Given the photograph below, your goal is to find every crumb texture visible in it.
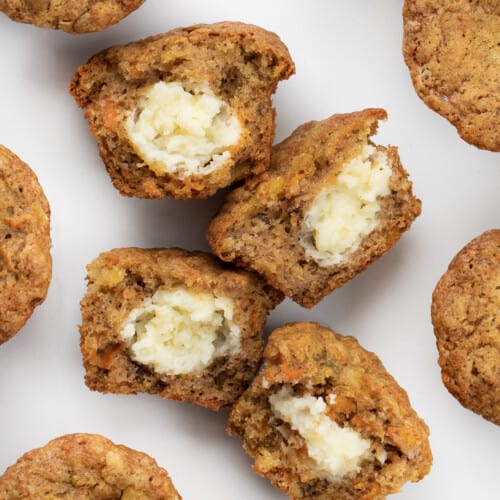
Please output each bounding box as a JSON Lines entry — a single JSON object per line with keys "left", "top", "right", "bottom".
{"left": 228, "top": 322, "right": 432, "bottom": 500}
{"left": 69, "top": 22, "right": 295, "bottom": 199}
{"left": 207, "top": 109, "right": 421, "bottom": 307}
{"left": 80, "top": 247, "right": 282, "bottom": 410}
{"left": 432, "top": 229, "right": 500, "bottom": 425}
{"left": 0, "top": 145, "right": 51, "bottom": 345}
{"left": 0, "top": 0, "right": 145, "bottom": 33}
{"left": 0, "top": 433, "right": 181, "bottom": 499}
{"left": 403, "top": 0, "right": 500, "bottom": 151}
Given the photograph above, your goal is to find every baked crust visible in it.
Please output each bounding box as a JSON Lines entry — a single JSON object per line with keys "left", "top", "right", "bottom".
{"left": 69, "top": 22, "right": 295, "bottom": 199}
{"left": 431, "top": 229, "right": 500, "bottom": 425}
{"left": 0, "top": 433, "right": 181, "bottom": 499}
{"left": 403, "top": 0, "right": 500, "bottom": 151}
{"left": 228, "top": 322, "right": 432, "bottom": 499}
{"left": 207, "top": 109, "right": 421, "bottom": 308}
{"left": 0, "top": 145, "right": 51, "bottom": 345}
{"left": 0, "top": 0, "right": 145, "bottom": 33}
{"left": 79, "top": 247, "right": 282, "bottom": 410}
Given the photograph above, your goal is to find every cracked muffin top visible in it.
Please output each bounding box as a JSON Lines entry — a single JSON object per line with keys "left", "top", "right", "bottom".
{"left": 432, "top": 229, "right": 500, "bottom": 425}
{"left": 0, "top": 145, "right": 52, "bottom": 345}
{"left": 0, "top": 0, "right": 146, "bottom": 33}
{"left": 403, "top": 0, "right": 500, "bottom": 151}
{"left": 0, "top": 433, "right": 181, "bottom": 499}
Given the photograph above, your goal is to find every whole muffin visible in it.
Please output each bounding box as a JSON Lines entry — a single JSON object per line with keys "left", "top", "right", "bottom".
{"left": 80, "top": 247, "right": 282, "bottom": 410}
{"left": 0, "top": 145, "right": 52, "bottom": 345}
{"left": 403, "top": 0, "right": 500, "bottom": 151}
{"left": 0, "top": 0, "right": 146, "bottom": 34}
{"left": 0, "top": 433, "right": 181, "bottom": 499}
{"left": 69, "top": 22, "right": 295, "bottom": 199}
{"left": 228, "top": 322, "right": 432, "bottom": 499}
{"left": 432, "top": 229, "right": 500, "bottom": 425}
{"left": 207, "top": 109, "right": 421, "bottom": 307}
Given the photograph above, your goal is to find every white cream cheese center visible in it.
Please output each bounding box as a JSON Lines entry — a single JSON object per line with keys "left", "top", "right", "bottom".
{"left": 120, "top": 288, "right": 241, "bottom": 375}
{"left": 127, "top": 81, "right": 241, "bottom": 177}
{"left": 300, "top": 145, "right": 392, "bottom": 267}
{"left": 269, "top": 387, "right": 372, "bottom": 478}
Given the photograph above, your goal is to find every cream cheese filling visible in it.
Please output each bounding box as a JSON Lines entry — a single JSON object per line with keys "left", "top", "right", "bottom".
{"left": 120, "top": 287, "right": 241, "bottom": 375}
{"left": 300, "top": 145, "right": 392, "bottom": 267}
{"left": 127, "top": 81, "right": 241, "bottom": 178}
{"left": 269, "top": 387, "right": 372, "bottom": 479}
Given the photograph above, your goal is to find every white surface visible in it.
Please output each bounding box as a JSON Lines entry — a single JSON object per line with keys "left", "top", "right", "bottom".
{"left": 0, "top": 1, "right": 498, "bottom": 499}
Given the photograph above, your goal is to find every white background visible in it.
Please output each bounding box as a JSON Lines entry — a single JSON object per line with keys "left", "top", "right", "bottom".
{"left": 0, "top": 1, "right": 498, "bottom": 499}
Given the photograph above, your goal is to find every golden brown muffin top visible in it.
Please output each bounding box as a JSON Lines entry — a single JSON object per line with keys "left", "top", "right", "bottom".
{"left": 0, "top": 433, "right": 181, "bottom": 499}
{"left": 0, "top": 145, "right": 51, "bottom": 345}
{"left": 0, "top": 0, "right": 146, "bottom": 33}
{"left": 432, "top": 229, "right": 500, "bottom": 425}
{"left": 403, "top": 0, "right": 500, "bottom": 151}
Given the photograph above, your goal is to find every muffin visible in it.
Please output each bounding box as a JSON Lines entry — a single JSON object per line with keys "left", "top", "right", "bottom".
{"left": 0, "top": 0, "right": 146, "bottom": 34}
{"left": 69, "top": 22, "right": 295, "bottom": 199}
{"left": 431, "top": 229, "right": 500, "bottom": 425}
{"left": 403, "top": 0, "right": 500, "bottom": 151}
{"left": 228, "top": 322, "right": 432, "bottom": 499}
{"left": 0, "top": 433, "right": 181, "bottom": 499}
{"left": 80, "top": 247, "right": 282, "bottom": 410}
{"left": 207, "top": 109, "right": 421, "bottom": 307}
{"left": 0, "top": 145, "right": 52, "bottom": 345}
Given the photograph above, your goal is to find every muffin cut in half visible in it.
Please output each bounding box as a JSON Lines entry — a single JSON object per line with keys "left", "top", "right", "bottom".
{"left": 432, "top": 229, "right": 500, "bottom": 425}
{"left": 207, "top": 108, "right": 421, "bottom": 307}
{"left": 80, "top": 247, "right": 282, "bottom": 410}
{"left": 0, "top": 145, "right": 52, "bottom": 345}
{"left": 0, "top": 433, "right": 181, "bottom": 499}
{"left": 69, "top": 22, "right": 295, "bottom": 199}
{"left": 0, "top": 0, "right": 146, "bottom": 34}
{"left": 228, "top": 322, "right": 432, "bottom": 499}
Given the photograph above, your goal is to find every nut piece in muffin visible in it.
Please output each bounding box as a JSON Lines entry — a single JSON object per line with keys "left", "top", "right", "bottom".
{"left": 207, "top": 109, "right": 421, "bottom": 308}
{"left": 432, "top": 229, "right": 500, "bottom": 425}
{"left": 228, "top": 322, "right": 432, "bottom": 499}
{"left": 80, "top": 247, "right": 282, "bottom": 410}
{"left": 0, "top": 0, "right": 146, "bottom": 34}
{"left": 69, "top": 22, "right": 295, "bottom": 199}
{"left": 0, "top": 433, "right": 181, "bottom": 499}
{"left": 403, "top": 0, "right": 500, "bottom": 151}
{"left": 0, "top": 145, "right": 52, "bottom": 345}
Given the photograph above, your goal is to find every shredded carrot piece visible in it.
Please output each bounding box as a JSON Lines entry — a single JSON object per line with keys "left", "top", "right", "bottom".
{"left": 279, "top": 355, "right": 303, "bottom": 381}
{"left": 102, "top": 101, "right": 118, "bottom": 129}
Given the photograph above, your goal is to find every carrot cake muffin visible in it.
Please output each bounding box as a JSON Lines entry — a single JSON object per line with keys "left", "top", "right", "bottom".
{"left": 403, "top": 0, "right": 500, "bottom": 151}
{"left": 432, "top": 229, "right": 500, "bottom": 425}
{"left": 228, "top": 322, "right": 432, "bottom": 499}
{"left": 0, "top": 0, "right": 146, "bottom": 34}
{"left": 0, "top": 433, "right": 181, "bottom": 499}
{"left": 69, "top": 22, "right": 295, "bottom": 199}
{"left": 207, "top": 109, "right": 421, "bottom": 307}
{"left": 0, "top": 145, "right": 52, "bottom": 345}
{"left": 80, "top": 247, "right": 282, "bottom": 410}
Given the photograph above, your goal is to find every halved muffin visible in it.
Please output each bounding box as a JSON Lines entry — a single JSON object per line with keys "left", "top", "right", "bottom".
{"left": 79, "top": 247, "right": 282, "bottom": 410}
{"left": 207, "top": 109, "right": 421, "bottom": 307}
{"left": 69, "top": 22, "right": 295, "bottom": 199}
{"left": 228, "top": 322, "right": 432, "bottom": 499}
